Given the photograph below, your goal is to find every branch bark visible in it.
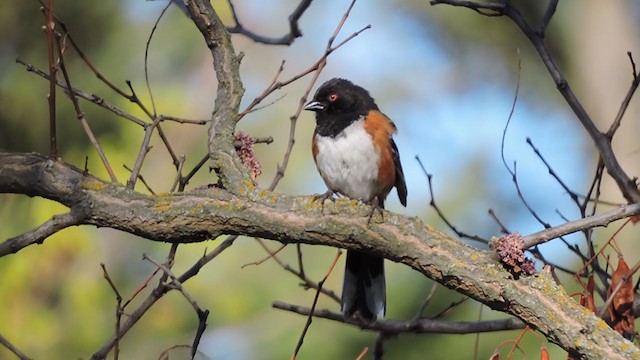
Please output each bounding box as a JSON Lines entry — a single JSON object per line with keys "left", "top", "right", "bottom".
{"left": 186, "top": 0, "right": 249, "bottom": 193}
{"left": 1, "top": 151, "right": 638, "bottom": 359}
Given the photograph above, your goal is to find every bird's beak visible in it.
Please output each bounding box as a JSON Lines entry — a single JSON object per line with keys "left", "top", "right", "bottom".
{"left": 304, "top": 100, "right": 325, "bottom": 112}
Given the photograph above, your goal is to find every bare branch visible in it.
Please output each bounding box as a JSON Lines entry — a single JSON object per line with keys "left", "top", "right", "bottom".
{"left": 0, "top": 334, "right": 31, "bottom": 360}
{"left": 15, "top": 58, "right": 147, "bottom": 127}
{"left": 43, "top": 0, "right": 57, "bottom": 158}
{"left": 143, "top": 254, "right": 210, "bottom": 358}
{"left": 90, "top": 236, "right": 236, "bottom": 359}
{"left": 227, "top": 0, "right": 313, "bottom": 45}
{"left": 430, "top": 0, "right": 640, "bottom": 203}
{"left": 537, "top": 0, "right": 558, "bottom": 35}
{"left": 430, "top": 0, "right": 505, "bottom": 16}
{"left": 122, "top": 164, "right": 156, "bottom": 195}
{"left": 273, "top": 301, "right": 526, "bottom": 334}
{"left": 521, "top": 203, "right": 640, "bottom": 249}
{"left": 56, "top": 35, "right": 118, "bottom": 183}
{"left": 606, "top": 51, "right": 640, "bottom": 138}
{"left": 127, "top": 117, "right": 161, "bottom": 189}
{"left": 0, "top": 210, "right": 83, "bottom": 256}
{"left": 291, "top": 250, "right": 341, "bottom": 359}
{"left": 415, "top": 155, "right": 488, "bottom": 244}
{"left": 100, "top": 264, "right": 123, "bottom": 360}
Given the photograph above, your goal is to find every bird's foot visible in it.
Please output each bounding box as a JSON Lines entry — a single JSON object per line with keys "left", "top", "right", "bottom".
{"left": 313, "top": 189, "right": 336, "bottom": 212}
{"left": 365, "top": 198, "right": 384, "bottom": 225}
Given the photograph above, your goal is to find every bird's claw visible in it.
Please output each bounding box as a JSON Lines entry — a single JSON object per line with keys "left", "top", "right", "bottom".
{"left": 313, "top": 189, "right": 336, "bottom": 212}
{"left": 366, "top": 198, "right": 384, "bottom": 225}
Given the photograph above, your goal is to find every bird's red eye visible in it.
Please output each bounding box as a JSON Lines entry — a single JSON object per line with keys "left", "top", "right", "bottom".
{"left": 328, "top": 93, "right": 338, "bottom": 102}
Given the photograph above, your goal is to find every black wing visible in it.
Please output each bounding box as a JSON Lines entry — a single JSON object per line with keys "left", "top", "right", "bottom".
{"left": 390, "top": 138, "right": 407, "bottom": 207}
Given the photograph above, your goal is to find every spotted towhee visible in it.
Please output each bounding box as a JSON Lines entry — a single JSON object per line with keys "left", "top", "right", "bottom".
{"left": 304, "top": 78, "right": 407, "bottom": 321}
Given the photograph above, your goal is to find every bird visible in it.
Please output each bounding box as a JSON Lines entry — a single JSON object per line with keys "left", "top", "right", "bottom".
{"left": 304, "top": 78, "right": 407, "bottom": 322}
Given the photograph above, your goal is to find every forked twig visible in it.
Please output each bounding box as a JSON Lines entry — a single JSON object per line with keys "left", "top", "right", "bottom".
{"left": 227, "top": 0, "right": 313, "bottom": 45}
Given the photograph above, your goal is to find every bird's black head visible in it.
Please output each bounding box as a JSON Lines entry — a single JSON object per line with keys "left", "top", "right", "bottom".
{"left": 304, "top": 79, "right": 378, "bottom": 135}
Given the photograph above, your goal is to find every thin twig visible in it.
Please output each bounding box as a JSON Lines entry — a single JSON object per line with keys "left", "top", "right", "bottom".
{"left": 473, "top": 305, "right": 484, "bottom": 360}
{"left": 497, "top": 49, "right": 556, "bottom": 231}
{"left": 143, "top": 253, "right": 210, "bottom": 358}
{"left": 273, "top": 301, "right": 526, "bottom": 334}
{"left": 355, "top": 347, "right": 369, "bottom": 360}
{"left": 267, "top": 4, "right": 370, "bottom": 190}
{"left": 144, "top": 1, "right": 174, "bottom": 117}
{"left": 536, "top": 0, "right": 558, "bottom": 36}
{"left": 241, "top": 242, "right": 288, "bottom": 268}
{"left": 122, "top": 164, "right": 156, "bottom": 195}
{"left": 291, "top": 250, "right": 342, "bottom": 360}
{"left": 127, "top": 117, "right": 162, "bottom": 189}
{"left": 0, "top": 210, "right": 84, "bottom": 257}
{"left": 606, "top": 52, "right": 639, "bottom": 139}
{"left": 227, "top": 0, "right": 313, "bottom": 45}
{"left": 39, "top": 0, "right": 182, "bottom": 171}
{"left": 0, "top": 334, "right": 31, "bottom": 360}
{"left": 159, "top": 115, "right": 208, "bottom": 125}
{"left": 44, "top": 0, "right": 57, "bottom": 158}
{"left": 15, "top": 58, "right": 147, "bottom": 127}
{"left": 521, "top": 203, "right": 640, "bottom": 249}
{"left": 429, "top": 297, "right": 469, "bottom": 319}
{"left": 527, "top": 137, "right": 579, "bottom": 205}
{"left": 431, "top": 0, "right": 640, "bottom": 203}
{"left": 430, "top": 0, "right": 505, "bottom": 16}
{"left": 415, "top": 155, "right": 488, "bottom": 243}
{"left": 100, "top": 264, "right": 123, "bottom": 360}
{"left": 55, "top": 34, "right": 118, "bottom": 183}
{"left": 488, "top": 209, "right": 510, "bottom": 234}
{"left": 413, "top": 281, "right": 439, "bottom": 320}
{"left": 170, "top": 155, "right": 186, "bottom": 193}
{"left": 249, "top": 238, "right": 340, "bottom": 302}
{"left": 91, "top": 236, "right": 237, "bottom": 359}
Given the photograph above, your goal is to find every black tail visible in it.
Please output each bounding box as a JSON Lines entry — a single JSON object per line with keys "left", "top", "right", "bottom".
{"left": 341, "top": 250, "right": 385, "bottom": 321}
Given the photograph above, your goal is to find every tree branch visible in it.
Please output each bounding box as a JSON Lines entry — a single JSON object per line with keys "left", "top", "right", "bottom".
{"left": 227, "top": 0, "right": 313, "bottom": 45}
{"left": 430, "top": 0, "right": 640, "bottom": 204}
{"left": 1, "top": 151, "right": 638, "bottom": 359}
{"left": 273, "top": 301, "right": 526, "bottom": 334}
{"left": 186, "top": 0, "right": 250, "bottom": 194}
{"left": 0, "top": 333, "right": 30, "bottom": 360}
{"left": 0, "top": 210, "right": 84, "bottom": 256}
{"left": 521, "top": 203, "right": 640, "bottom": 250}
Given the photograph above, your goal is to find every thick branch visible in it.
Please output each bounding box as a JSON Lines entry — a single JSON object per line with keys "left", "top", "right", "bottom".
{"left": 1, "top": 152, "right": 638, "bottom": 359}
{"left": 186, "top": 0, "right": 249, "bottom": 193}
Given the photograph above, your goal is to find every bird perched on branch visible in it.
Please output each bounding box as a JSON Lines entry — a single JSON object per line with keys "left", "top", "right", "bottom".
{"left": 304, "top": 78, "right": 407, "bottom": 321}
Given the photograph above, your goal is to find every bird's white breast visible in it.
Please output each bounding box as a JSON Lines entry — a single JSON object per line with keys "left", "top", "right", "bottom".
{"left": 314, "top": 119, "right": 380, "bottom": 202}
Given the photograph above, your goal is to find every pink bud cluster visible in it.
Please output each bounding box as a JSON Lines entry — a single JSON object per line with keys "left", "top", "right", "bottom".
{"left": 490, "top": 233, "right": 536, "bottom": 275}
{"left": 235, "top": 131, "right": 262, "bottom": 180}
